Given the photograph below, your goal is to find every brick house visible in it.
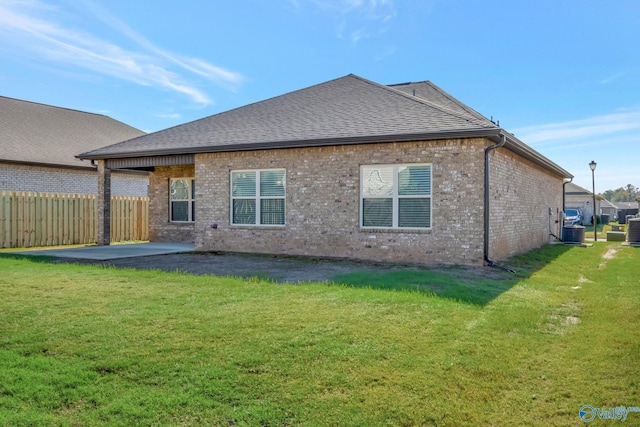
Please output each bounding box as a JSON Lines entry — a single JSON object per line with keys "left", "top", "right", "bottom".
{"left": 79, "top": 74, "right": 572, "bottom": 265}
{"left": 0, "top": 96, "right": 148, "bottom": 196}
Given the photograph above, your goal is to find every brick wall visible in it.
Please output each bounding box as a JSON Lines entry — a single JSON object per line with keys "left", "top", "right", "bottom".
{"left": 488, "top": 147, "right": 564, "bottom": 260}
{"left": 185, "top": 138, "right": 487, "bottom": 265}
{"left": 0, "top": 163, "right": 148, "bottom": 196}
{"left": 147, "top": 139, "right": 564, "bottom": 265}
{"left": 149, "top": 164, "right": 195, "bottom": 243}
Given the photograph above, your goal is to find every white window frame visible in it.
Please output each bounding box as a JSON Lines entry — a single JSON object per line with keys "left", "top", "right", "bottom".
{"left": 169, "top": 178, "right": 195, "bottom": 223}
{"left": 360, "top": 164, "right": 432, "bottom": 230}
{"left": 230, "top": 169, "right": 286, "bottom": 226}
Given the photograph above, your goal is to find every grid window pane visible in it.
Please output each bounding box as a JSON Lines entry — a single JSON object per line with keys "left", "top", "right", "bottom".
{"left": 361, "top": 164, "right": 432, "bottom": 229}
{"left": 171, "top": 201, "right": 189, "bottom": 222}
{"left": 232, "top": 172, "right": 256, "bottom": 197}
{"left": 261, "top": 199, "right": 285, "bottom": 225}
{"left": 362, "top": 198, "right": 393, "bottom": 227}
{"left": 260, "top": 170, "right": 285, "bottom": 197}
{"left": 398, "top": 198, "right": 431, "bottom": 228}
{"left": 362, "top": 166, "right": 394, "bottom": 197}
{"left": 231, "top": 169, "right": 285, "bottom": 226}
{"left": 170, "top": 178, "right": 194, "bottom": 222}
{"left": 398, "top": 165, "right": 431, "bottom": 196}
{"left": 170, "top": 179, "right": 190, "bottom": 200}
{"left": 233, "top": 199, "right": 256, "bottom": 224}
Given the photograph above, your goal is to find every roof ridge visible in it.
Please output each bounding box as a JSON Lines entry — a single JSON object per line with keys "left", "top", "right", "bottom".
{"left": 385, "top": 80, "right": 493, "bottom": 125}
{"left": 418, "top": 81, "right": 491, "bottom": 121}
{"left": 0, "top": 95, "right": 121, "bottom": 121}
{"left": 350, "top": 75, "right": 495, "bottom": 129}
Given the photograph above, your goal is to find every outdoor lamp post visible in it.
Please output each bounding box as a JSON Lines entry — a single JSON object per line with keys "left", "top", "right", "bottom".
{"left": 589, "top": 160, "right": 597, "bottom": 241}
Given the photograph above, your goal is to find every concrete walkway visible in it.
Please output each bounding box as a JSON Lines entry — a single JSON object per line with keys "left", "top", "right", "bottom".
{"left": 5, "top": 242, "right": 195, "bottom": 260}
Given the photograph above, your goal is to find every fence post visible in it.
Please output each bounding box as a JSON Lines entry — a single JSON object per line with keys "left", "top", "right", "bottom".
{"left": 97, "top": 160, "right": 111, "bottom": 245}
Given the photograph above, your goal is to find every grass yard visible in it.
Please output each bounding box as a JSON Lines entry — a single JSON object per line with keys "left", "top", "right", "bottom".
{"left": 0, "top": 243, "right": 638, "bottom": 426}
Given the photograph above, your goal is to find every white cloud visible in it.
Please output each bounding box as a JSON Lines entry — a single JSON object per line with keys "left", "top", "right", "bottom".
{"left": 294, "top": 0, "right": 396, "bottom": 42}
{"left": 600, "top": 72, "right": 626, "bottom": 84}
{"left": 513, "top": 108, "right": 640, "bottom": 146}
{"left": 80, "top": 0, "right": 244, "bottom": 91}
{"left": 511, "top": 108, "right": 640, "bottom": 191}
{"left": 0, "top": 0, "right": 244, "bottom": 104}
{"left": 155, "top": 113, "right": 181, "bottom": 119}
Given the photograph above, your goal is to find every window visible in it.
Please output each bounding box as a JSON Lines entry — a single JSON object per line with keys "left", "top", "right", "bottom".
{"left": 231, "top": 169, "right": 285, "bottom": 226}
{"left": 170, "top": 178, "right": 195, "bottom": 222}
{"left": 361, "top": 164, "right": 431, "bottom": 229}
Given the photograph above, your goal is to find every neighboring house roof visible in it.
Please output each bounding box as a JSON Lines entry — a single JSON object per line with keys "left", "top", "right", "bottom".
{"left": 0, "top": 96, "right": 145, "bottom": 170}
{"left": 79, "top": 74, "right": 572, "bottom": 179}
{"left": 600, "top": 199, "right": 618, "bottom": 210}
{"left": 565, "top": 182, "right": 604, "bottom": 200}
{"left": 615, "top": 201, "right": 639, "bottom": 210}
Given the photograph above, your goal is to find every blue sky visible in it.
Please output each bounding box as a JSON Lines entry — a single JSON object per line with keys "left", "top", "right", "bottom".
{"left": 1, "top": 0, "right": 638, "bottom": 193}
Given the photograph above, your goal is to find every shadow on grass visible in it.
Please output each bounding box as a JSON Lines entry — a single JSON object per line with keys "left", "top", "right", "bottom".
{"left": 1, "top": 243, "right": 575, "bottom": 306}
{"left": 331, "top": 243, "right": 574, "bottom": 306}
{"left": 0, "top": 253, "right": 59, "bottom": 264}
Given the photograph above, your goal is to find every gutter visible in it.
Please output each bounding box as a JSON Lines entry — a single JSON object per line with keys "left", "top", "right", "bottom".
{"left": 483, "top": 133, "right": 515, "bottom": 272}
{"left": 562, "top": 177, "right": 573, "bottom": 213}
{"left": 560, "top": 177, "right": 574, "bottom": 242}
{"left": 76, "top": 129, "right": 502, "bottom": 161}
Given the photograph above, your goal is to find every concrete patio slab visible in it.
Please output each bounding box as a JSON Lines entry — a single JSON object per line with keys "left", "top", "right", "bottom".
{"left": 5, "top": 242, "right": 195, "bottom": 260}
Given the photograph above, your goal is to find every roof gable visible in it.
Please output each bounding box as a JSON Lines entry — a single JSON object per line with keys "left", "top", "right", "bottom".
{"left": 388, "top": 80, "right": 490, "bottom": 123}
{"left": 0, "top": 96, "right": 145, "bottom": 169}
{"left": 80, "top": 74, "right": 499, "bottom": 158}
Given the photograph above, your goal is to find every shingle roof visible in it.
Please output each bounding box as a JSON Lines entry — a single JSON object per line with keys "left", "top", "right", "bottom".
{"left": 565, "top": 182, "right": 605, "bottom": 200}
{"left": 616, "top": 201, "right": 639, "bottom": 209}
{"left": 77, "top": 74, "right": 572, "bottom": 179}
{"left": 79, "top": 74, "right": 498, "bottom": 159}
{"left": 388, "top": 80, "right": 490, "bottom": 123}
{"left": 0, "top": 96, "right": 145, "bottom": 169}
{"left": 600, "top": 199, "right": 618, "bottom": 209}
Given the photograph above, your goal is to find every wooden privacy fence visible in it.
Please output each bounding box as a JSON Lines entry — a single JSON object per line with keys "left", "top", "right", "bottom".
{"left": 0, "top": 191, "right": 149, "bottom": 248}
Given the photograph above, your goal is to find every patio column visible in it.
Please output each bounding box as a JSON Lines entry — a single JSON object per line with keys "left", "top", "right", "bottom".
{"left": 97, "top": 160, "right": 111, "bottom": 245}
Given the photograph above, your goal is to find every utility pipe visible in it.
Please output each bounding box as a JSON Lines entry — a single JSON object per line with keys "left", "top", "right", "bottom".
{"left": 561, "top": 177, "right": 573, "bottom": 241}
{"left": 483, "top": 133, "right": 513, "bottom": 271}
{"left": 562, "top": 177, "right": 573, "bottom": 213}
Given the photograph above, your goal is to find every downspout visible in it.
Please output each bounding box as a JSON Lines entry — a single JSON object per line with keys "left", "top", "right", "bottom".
{"left": 484, "top": 133, "right": 514, "bottom": 272}
{"left": 560, "top": 177, "right": 573, "bottom": 242}
{"left": 562, "top": 177, "right": 573, "bottom": 213}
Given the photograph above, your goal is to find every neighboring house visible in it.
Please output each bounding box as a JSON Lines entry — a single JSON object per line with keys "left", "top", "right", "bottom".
{"left": 79, "top": 74, "right": 572, "bottom": 266}
{"left": 616, "top": 201, "right": 639, "bottom": 224}
{"left": 0, "top": 96, "right": 148, "bottom": 196}
{"left": 564, "top": 182, "right": 602, "bottom": 225}
{"left": 599, "top": 199, "right": 618, "bottom": 221}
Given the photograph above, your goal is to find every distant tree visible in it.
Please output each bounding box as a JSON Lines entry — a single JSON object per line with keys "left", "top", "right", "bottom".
{"left": 600, "top": 184, "right": 639, "bottom": 202}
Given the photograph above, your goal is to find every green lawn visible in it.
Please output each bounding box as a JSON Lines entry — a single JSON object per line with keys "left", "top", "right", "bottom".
{"left": 1, "top": 243, "right": 638, "bottom": 426}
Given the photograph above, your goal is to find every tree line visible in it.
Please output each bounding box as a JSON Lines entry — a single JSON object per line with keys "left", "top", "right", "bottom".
{"left": 600, "top": 184, "right": 639, "bottom": 202}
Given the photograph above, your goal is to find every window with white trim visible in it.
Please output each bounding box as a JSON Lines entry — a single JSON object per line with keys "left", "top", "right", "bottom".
{"left": 231, "top": 169, "right": 286, "bottom": 226}
{"left": 170, "top": 178, "right": 195, "bottom": 222}
{"left": 361, "top": 164, "right": 432, "bottom": 229}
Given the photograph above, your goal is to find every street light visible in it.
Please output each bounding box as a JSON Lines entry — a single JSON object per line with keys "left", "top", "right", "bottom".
{"left": 589, "top": 160, "right": 597, "bottom": 241}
